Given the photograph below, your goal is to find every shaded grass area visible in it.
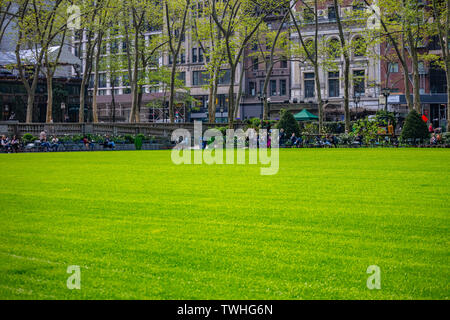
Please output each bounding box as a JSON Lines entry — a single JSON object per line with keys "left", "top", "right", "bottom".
{"left": 0, "top": 149, "right": 449, "bottom": 299}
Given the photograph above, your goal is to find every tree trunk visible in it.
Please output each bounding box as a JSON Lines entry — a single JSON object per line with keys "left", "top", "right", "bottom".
{"left": 26, "top": 92, "right": 35, "bottom": 123}
{"left": 208, "top": 83, "right": 214, "bottom": 123}
{"left": 228, "top": 66, "right": 236, "bottom": 127}
{"left": 314, "top": 63, "right": 323, "bottom": 134}
{"left": 92, "top": 34, "right": 103, "bottom": 123}
{"left": 136, "top": 85, "right": 143, "bottom": 123}
{"left": 343, "top": 54, "right": 350, "bottom": 132}
{"left": 46, "top": 76, "right": 53, "bottom": 123}
{"left": 407, "top": 31, "right": 421, "bottom": 113}
{"left": 235, "top": 65, "right": 245, "bottom": 120}
{"left": 79, "top": 78, "right": 86, "bottom": 123}
{"left": 168, "top": 60, "right": 177, "bottom": 123}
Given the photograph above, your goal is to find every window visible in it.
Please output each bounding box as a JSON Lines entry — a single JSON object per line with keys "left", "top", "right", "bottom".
{"left": 253, "top": 58, "right": 259, "bottom": 71}
{"left": 259, "top": 80, "right": 265, "bottom": 95}
{"left": 270, "top": 80, "right": 277, "bottom": 96}
{"left": 328, "top": 6, "right": 336, "bottom": 20}
{"left": 198, "top": 48, "right": 204, "bottom": 63}
{"left": 353, "top": 70, "right": 365, "bottom": 95}
{"left": 177, "top": 72, "right": 186, "bottom": 85}
{"left": 280, "top": 56, "right": 288, "bottom": 68}
{"left": 353, "top": 37, "right": 366, "bottom": 57}
{"left": 122, "top": 41, "right": 127, "bottom": 53}
{"left": 418, "top": 61, "right": 426, "bottom": 74}
{"left": 304, "top": 73, "right": 315, "bottom": 98}
{"left": 193, "top": 71, "right": 209, "bottom": 86}
{"left": 192, "top": 48, "right": 198, "bottom": 63}
{"left": 328, "top": 72, "right": 340, "bottom": 97}
{"left": 329, "top": 38, "right": 340, "bottom": 59}
{"left": 280, "top": 79, "right": 287, "bottom": 96}
{"left": 180, "top": 53, "right": 186, "bottom": 64}
{"left": 98, "top": 73, "right": 107, "bottom": 88}
{"left": 249, "top": 81, "right": 256, "bottom": 96}
{"left": 352, "top": 1, "right": 365, "bottom": 12}
{"left": 303, "top": 8, "right": 314, "bottom": 23}
{"left": 388, "top": 62, "right": 399, "bottom": 73}
{"left": 219, "top": 69, "right": 231, "bottom": 85}
{"left": 110, "top": 40, "right": 118, "bottom": 54}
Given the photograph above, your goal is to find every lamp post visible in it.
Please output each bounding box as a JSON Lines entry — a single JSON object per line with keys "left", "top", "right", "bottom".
{"left": 4, "top": 104, "right": 9, "bottom": 120}
{"left": 353, "top": 95, "right": 360, "bottom": 120}
{"left": 61, "top": 102, "right": 66, "bottom": 122}
{"left": 381, "top": 87, "right": 391, "bottom": 112}
{"left": 220, "top": 107, "right": 224, "bottom": 123}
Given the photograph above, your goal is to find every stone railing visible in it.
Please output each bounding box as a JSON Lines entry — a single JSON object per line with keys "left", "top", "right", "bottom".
{"left": 0, "top": 121, "right": 237, "bottom": 138}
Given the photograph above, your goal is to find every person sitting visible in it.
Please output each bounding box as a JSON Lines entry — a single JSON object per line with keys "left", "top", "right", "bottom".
{"left": 103, "top": 136, "right": 115, "bottom": 150}
{"left": 430, "top": 133, "right": 437, "bottom": 145}
{"left": 290, "top": 133, "right": 297, "bottom": 147}
{"left": 10, "top": 135, "right": 20, "bottom": 153}
{"left": 1, "top": 135, "right": 11, "bottom": 152}
{"left": 324, "top": 135, "right": 332, "bottom": 147}
{"left": 331, "top": 134, "right": 338, "bottom": 148}
{"left": 295, "top": 136, "right": 303, "bottom": 148}
{"left": 279, "top": 128, "right": 286, "bottom": 146}
{"left": 50, "top": 136, "right": 59, "bottom": 152}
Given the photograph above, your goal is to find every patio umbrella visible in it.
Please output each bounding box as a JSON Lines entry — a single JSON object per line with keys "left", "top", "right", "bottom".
{"left": 294, "top": 109, "right": 319, "bottom": 121}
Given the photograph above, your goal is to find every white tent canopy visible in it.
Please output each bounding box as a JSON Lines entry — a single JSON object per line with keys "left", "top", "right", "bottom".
{"left": 0, "top": 45, "right": 81, "bottom": 67}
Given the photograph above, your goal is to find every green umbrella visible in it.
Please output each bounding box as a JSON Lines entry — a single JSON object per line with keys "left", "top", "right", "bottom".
{"left": 294, "top": 109, "right": 319, "bottom": 121}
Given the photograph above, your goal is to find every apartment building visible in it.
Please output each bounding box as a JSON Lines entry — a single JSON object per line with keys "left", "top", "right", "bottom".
{"left": 290, "top": 0, "right": 382, "bottom": 121}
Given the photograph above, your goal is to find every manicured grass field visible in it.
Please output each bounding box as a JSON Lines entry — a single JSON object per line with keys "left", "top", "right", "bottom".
{"left": 0, "top": 149, "right": 449, "bottom": 299}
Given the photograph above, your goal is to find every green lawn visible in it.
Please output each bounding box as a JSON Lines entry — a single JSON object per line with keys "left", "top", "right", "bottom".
{"left": 0, "top": 149, "right": 449, "bottom": 299}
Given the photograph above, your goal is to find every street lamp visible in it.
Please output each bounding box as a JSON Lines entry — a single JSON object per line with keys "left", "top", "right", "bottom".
{"left": 4, "top": 104, "right": 9, "bottom": 120}
{"left": 381, "top": 87, "right": 391, "bottom": 111}
{"left": 61, "top": 102, "right": 66, "bottom": 122}
{"left": 220, "top": 107, "right": 224, "bottom": 123}
{"left": 353, "top": 95, "right": 360, "bottom": 120}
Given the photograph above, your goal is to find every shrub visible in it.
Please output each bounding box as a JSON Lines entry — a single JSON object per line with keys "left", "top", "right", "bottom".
{"left": 248, "top": 117, "right": 261, "bottom": 129}
{"left": 124, "top": 134, "right": 135, "bottom": 144}
{"left": 21, "top": 133, "right": 36, "bottom": 144}
{"left": 400, "top": 109, "right": 429, "bottom": 143}
{"left": 442, "top": 132, "right": 450, "bottom": 144}
{"left": 134, "top": 135, "right": 143, "bottom": 150}
{"left": 276, "top": 109, "right": 300, "bottom": 137}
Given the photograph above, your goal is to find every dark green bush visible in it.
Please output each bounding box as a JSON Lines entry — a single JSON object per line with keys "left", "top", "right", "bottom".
{"left": 276, "top": 109, "right": 300, "bottom": 137}
{"left": 400, "top": 109, "right": 429, "bottom": 143}
{"left": 124, "top": 134, "right": 135, "bottom": 144}
{"left": 134, "top": 136, "right": 143, "bottom": 150}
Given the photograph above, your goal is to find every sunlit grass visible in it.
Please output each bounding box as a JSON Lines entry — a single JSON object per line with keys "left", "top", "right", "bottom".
{"left": 0, "top": 149, "right": 449, "bottom": 299}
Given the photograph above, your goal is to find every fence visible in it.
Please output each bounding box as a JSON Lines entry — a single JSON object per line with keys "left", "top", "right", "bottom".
{"left": 0, "top": 122, "right": 236, "bottom": 138}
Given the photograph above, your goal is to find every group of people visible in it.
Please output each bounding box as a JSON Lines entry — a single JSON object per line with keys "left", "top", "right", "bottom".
{"left": 279, "top": 129, "right": 339, "bottom": 148}
{"left": 1, "top": 135, "right": 20, "bottom": 153}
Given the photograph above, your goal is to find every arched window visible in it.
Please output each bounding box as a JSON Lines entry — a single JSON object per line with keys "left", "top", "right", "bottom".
{"left": 353, "top": 36, "right": 366, "bottom": 57}
{"left": 304, "top": 39, "right": 315, "bottom": 57}
{"left": 328, "top": 38, "right": 340, "bottom": 59}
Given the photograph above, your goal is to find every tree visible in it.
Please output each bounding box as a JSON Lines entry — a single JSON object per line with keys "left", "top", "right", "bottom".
{"left": 164, "top": 0, "right": 191, "bottom": 123}
{"left": 290, "top": 0, "right": 326, "bottom": 134}
{"left": 400, "top": 109, "right": 429, "bottom": 142}
{"left": 0, "top": 1, "right": 14, "bottom": 45}
{"left": 14, "top": 0, "right": 67, "bottom": 123}
{"left": 191, "top": 1, "right": 226, "bottom": 123}
{"left": 210, "top": 0, "right": 290, "bottom": 127}
{"left": 430, "top": 0, "right": 449, "bottom": 132}
{"left": 276, "top": 108, "right": 300, "bottom": 137}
